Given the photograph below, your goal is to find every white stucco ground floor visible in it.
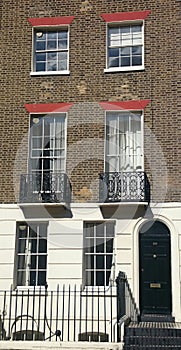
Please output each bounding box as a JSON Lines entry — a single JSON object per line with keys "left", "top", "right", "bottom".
{"left": 0, "top": 201, "right": 180, "bottom": 326}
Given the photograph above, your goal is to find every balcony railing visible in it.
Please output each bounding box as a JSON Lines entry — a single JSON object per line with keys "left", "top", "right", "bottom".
{"left": 19, "top": 172, "right": 71, "bottom": 204}
{"left": 99, "top": 171, "right": 150, "bottom": 203}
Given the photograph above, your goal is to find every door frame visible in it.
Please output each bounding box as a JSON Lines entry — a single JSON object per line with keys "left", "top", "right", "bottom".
{"left": 139, "top": 221, "right": 172, "bottom": 316}
{"left": 133, "top": 214, "right": 181, "bottom": 322}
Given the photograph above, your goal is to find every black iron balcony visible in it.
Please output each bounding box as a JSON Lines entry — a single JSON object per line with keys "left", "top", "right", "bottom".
{"left": 99, "top": 171, "right": 150, "bottom": 203}
{"left": 19, "top": 172, "right": 71, "bottom": 204}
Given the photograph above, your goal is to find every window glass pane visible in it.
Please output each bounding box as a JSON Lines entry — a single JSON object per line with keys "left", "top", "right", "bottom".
{"left": 58, "top": 39, "right": 68, "bottom": 49}
{"left": 106, "top": 271, "right": 111, "bottom": 285}
{"left": 121, "top": 47, "right": 130, "bottom": 56}
{"left": 17, "top": 271, "right": 25, "bottom": 286}
{"left": 96, "top": 255, "right": 104, "bottom": 269}
{"left": 85, "top": 254, "right": 94, "bottom": 269}
{"left": 30, "top": 271, "right": 37, "bottom": 286}
{"left": 47, "top": 52, "right": 57, "bottom": 71}
{"left": 121, "top": 26, "right": 130, "bottom": 34}
{"left": 42, "top": 159, "right": 51, "bottom": 171}
{"left": 106, "top": 157, "right": 117, "bottom": 172}
{"left": 36, "top": 41, "right": 46, "bottom": 51}
{"left": 38, "top": 271, "right": 46, "bottom": 285}
{"left": 32, "top": 137, "right": 42, "bottom": 149}
{"left": 109, "top": 27, "right": 120, "bottom": 46}
{"left": 36, "top": 53, "right": 46, "bottom": 62}
{"left": 47, "top": 32, "right": 57, "bottom": 39}
{"left": 31, "top": 119, "right": 42, "bottom": 136}
{"left": 47, "top": 40, "right": 57, "bottom": 50}
{"left": 43, "top": 149, "right": 52, "bottom": 157}
{"left": 58, "top": 52, "right": 68, "bottom": 70}
{"left": 86, "top": 271, "right": 93, "bottom": 286}
{"left": 96, "top": 271, "right": 104, "bottom": 286}
{"left": 39, "top": 224, "right": 47, "bottom": 239}
{"left": 58, "top": 31, "right": 68, "bottom": 48}
{"left": 39, "top": 239, "right": 47, "bottom": 253}
{"left": 130, "top": 114, "right": 141, "bottom": 132}
{"left": 106, "top": 255, "right": 113, "bottom": 269}
{"left": 30, "top": 238, "right": 37, "bottom": 253}
{"left": 132, "top": 33, "right": 142, "bottom": 45}
{"left": 36, "top": 62, "right": 46, "bottom": 72}
{"left": 38, "top": 255, "right": 47, "bottom": 269}
{"left": 106, "top": 222, "right": 115, "bottom": 237}
{"left": 96, "top": 239, "right": 104, "bottom": 253}
{"left": 132, "top": 46, "right": 142, "bottom": 55}
{"left": 106, "top": 238, "right": 113, "bottom": 253}
{"left": 96, "top": 223, "right": 104, "bottom": 237}
{"left": 132, "top": 56, "right": 142, "bottom": 66}
{"left": 121, "top": 57, "right": 130, "bottom": 67}
{"left": 36, "top": 32, "right": 46, "bottom": 40}
{"left": 108, "top": 48, "right": 119, "bottom": 67}
{"left": 30, "top": 227, "right": 37, "bottom": 237}
{"left": 18, "top": 226, "right": 27, "bottom": 238}
{"left": 31, "top": 255, "right": 37, "bottom": 269}
{"left": 18, "top": 239, "right": 26, "bottom": 253}
{"left": 132, "top": 25, "right": 142, "bottom": 33}
{"left": 44, "top": 122, "right": 51, "bottom": 138}
{"left": 85, "top": 238, "right": 94, "bottom": 253}
{"left": 32, "top": 149, "right": 43, "bottom": 158}
{"left": 18, "top": 255, "right": 25, "bottom": 269}
{"left": 85, "top": 224, "right": 94, "bottom": 237}
{"left": 121, "top": 33, "right": 132, "bottom": 46}
{"left": 108, "top": 48, "right": 119, "bottom": 57}
{"left": 53, "top": 150, "right": 64, "bottom": 157}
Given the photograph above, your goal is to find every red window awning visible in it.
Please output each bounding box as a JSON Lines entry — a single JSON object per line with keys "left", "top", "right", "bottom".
{"left": 101, "top": 10, "right": 151, "bottom": 23}
{"left": 99, "top": 100, "right": 150, "bottom": 111}
{"left": 28, "top": 16, "right": 75, "bottom": 27}
{"left": 24, "top": 103, "right": 73, "bottom": 113}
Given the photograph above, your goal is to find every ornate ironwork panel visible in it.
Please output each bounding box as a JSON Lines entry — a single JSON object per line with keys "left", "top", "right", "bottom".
{"left": 19, "top": 172, "right": 71, "bottom": 204}
{"left": 99, "top": 172, "right": 150, "bottom": 203}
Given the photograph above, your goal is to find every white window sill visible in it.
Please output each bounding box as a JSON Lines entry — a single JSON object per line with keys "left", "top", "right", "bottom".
{"left": 104, "top": 66, "right": 145, "bottom": 73}
{"left": 81, "top": 285, "right": 116, "bottom": 295}
{"left": 30, "top": 70, "right": 70, "bottom": 76}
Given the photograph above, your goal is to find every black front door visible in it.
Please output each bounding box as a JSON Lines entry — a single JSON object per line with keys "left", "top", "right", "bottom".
{"left": 139, "top": 221, "right": 172, "bottom": 317}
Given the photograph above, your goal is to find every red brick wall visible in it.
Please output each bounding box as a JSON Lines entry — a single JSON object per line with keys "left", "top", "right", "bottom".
{"left": 0, "top": 0, "right": 180, "bottom": 203}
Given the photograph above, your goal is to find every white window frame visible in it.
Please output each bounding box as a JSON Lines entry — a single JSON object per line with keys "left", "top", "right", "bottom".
{"left": 15, "top": 222, "right": 48, "bottom": 287}
{"left": 83, "top": 222, "right": 115, "bottom": 287}
{"left": 104, "top": 110, "right": 144, "bottom": 172}
{"left": 28, "top": 112, "right": 67, "bottom": 175}
{"left": 104, "top": 20, "right": 145, "bottom": 73}
{"left": 30, "top": 26, "right": 70, "bottom": 76}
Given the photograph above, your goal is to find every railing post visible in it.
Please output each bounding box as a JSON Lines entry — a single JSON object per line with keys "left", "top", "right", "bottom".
{"left": 116, "top": 271, "right": 126, "bottom": 342}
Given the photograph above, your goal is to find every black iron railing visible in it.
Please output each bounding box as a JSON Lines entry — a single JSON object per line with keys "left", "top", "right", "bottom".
{"left": 19, "top": 172, "right": 71, "bottom": 204}
{"left": 0, "top": 273, "right": 139, "bottom": 342}
{"left": 0, "top": 285, "right": 118, "bottom": 342}
{"left": 99, "top": 171, "right": 150, "bottom": 203}
{"left": 116, "top": 272, "right": 139, "bottom": 327}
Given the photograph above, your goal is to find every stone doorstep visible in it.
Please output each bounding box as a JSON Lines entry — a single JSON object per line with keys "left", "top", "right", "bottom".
{"left": 0, "top": 341, "right": 123, "bottom": 350}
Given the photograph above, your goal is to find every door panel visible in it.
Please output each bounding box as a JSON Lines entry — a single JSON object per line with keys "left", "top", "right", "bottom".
{"left": 139, "top": 222, "right": 172, "bottom": 316}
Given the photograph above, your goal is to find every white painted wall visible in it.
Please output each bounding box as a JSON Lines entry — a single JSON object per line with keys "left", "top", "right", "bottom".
{"left": 0, "top": 203, "right": 180, "bottom": 321}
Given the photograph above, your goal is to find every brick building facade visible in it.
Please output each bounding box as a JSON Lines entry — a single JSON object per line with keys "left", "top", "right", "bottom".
{"left": 0, "top": 0, "right": 180, "bottom": 345}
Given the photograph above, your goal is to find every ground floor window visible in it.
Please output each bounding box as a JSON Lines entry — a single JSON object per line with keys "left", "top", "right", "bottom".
{"left": 15, "top": 222, "right": 48, "bottom": 287}
{"left": 83, "top": 222, "right": 115, "bottom": 286}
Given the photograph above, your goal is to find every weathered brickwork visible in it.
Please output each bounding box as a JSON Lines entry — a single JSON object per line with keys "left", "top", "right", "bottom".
{"left": 0, "top": 0, "right": 180, "bottom": 203}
